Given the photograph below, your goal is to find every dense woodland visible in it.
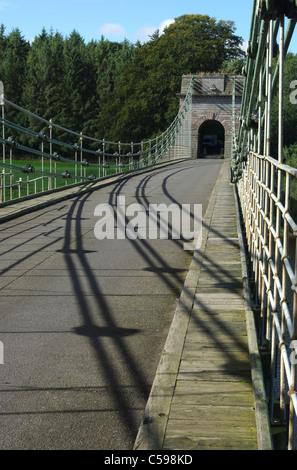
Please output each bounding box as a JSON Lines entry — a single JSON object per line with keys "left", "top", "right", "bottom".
{"left": 0, "top": 14, "right": 245, "bottom": 145}
{"left": 0, "top": 13, "right": 296, "bottom": 161}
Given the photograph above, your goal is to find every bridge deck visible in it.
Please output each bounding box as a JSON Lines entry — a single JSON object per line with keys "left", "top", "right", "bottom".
{"left": 0, "top": 159, "right": 271, "bottom": 450}
{"left": 135, "top": 160, "right": 271, "bottom": 451}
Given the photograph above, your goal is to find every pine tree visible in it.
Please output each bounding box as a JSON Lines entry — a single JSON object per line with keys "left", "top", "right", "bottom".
{"left": 0, "top": 27, "right": 29, "bottom": 123}
{"left": 63, "top": 31, "right": 96, "bottom": 134}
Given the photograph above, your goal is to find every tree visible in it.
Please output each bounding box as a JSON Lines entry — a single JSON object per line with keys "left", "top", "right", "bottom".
{"left": 0, "top": 24, "right": 7, "bottom": 54}
{"left": 88, "top": 37, "right": 137, "bottom": 139}
{"left": 0, "top": 16, "right": 245, "bottom": 149}
{"left": 23, "top": 29, "right": 65, "bottom": 117}
{"left": 62, "top": 31, "right": 96, "bottom": 134}
{"left": 0, "top": 28, "right": 29, "bottom": 122}
{"left": 221, "top": 58, "right": 245, "bottom": 74}
{"left": 100, "top": 14, "right": 245, "bottom": 142}
{"left": 270, "top": 53, "right": 297, "bottom": 159}
{"left": 20, "top": 29, "right": 68, "bottom": 149}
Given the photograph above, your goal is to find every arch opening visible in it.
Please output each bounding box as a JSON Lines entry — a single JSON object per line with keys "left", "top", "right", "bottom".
{"left": 198, "top": 120, "right": 225, "bottom": 158}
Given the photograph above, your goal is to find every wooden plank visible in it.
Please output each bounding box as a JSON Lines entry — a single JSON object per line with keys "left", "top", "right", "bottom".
{"left": 167, "top": 405, "right": 256, "bottom": 423}
{"left": 163, "top": 436, "right": 258, "bottom": 451}
{"left": 188, "top": 312, "right": 246, "bottom": 321}
{"left": 177, "top": 371, "right": 252, "bottom": 382}
{"left": 182, "top": 349, "right": 250, "bottom": 359}
{"left": 173, "top": 380, "right": 255, "bottom": 406}
{"left": 164, "top": 411, "right": 258, "bottom": 451}
{"left": 156, "top": 163, "right": 264, "bottom": 451}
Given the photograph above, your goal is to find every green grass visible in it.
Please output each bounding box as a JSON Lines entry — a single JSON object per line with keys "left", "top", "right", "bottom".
{"left": 0, "top": 158, "right": 125, "bottom": 201}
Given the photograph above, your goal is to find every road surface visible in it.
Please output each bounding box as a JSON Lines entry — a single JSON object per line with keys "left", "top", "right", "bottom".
{"left": 0, "top": 158, "right": 223, "bottom": 450}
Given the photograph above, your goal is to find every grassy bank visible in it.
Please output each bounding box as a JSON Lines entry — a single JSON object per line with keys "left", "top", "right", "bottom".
{"left": 0, "top": 158, "right": 127, "bottom": 201}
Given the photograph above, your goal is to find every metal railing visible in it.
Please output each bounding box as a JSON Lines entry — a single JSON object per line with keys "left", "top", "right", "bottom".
{"left": 238, "top": 151, "right": 297, "bottom": 449}
{"left": 233, "top": 0, "right": 297, "bottom": 450}
{"left": 0, "top": 78, "right": 194, "bottom": 204}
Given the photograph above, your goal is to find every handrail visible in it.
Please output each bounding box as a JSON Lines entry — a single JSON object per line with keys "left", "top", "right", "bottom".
{"left": 233, "top": 0, "right": 297, "bottom": 450}
{"left": 0, "top": 77, "right": 194, "bottom": 203}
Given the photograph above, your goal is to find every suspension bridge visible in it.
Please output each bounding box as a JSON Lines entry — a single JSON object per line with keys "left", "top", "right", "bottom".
{"left": 1, "top": 0, "right": 297, "bottom": 451}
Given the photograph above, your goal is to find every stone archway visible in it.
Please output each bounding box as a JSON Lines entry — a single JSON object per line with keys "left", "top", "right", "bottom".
{"left": 198, "top": 120, "right": 225, "bottom": 158}
{"left": 177, "top": 74, "right": 244, "bottom": 160}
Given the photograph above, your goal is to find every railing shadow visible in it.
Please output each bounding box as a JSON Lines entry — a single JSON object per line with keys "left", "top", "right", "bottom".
{"left": 0, "top": 159, "right": 253, "bottom": 449}
{"left": 61, "top": 191, "right": 153, "bottom": 443}
{"left": 0, "top": 204, "right": 68, "bottom": 276}
{"left": 106, "top": 162, "right": 252, "bottom": 447}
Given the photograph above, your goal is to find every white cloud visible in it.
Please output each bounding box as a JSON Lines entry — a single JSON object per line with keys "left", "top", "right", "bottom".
{"left": 136, "top": 19, "right": 175, "bottom": 42}
{"left": 159, "top": 19, "right": 175, "bottom": 34}
{"left": 99, "top": 23, "right": 126, "bottom": 38}
{"left": 241, "top": 41, "right": 248, "bottom": 52}
{"left": 0, "top": 1, "right": 9, "bottom": 11}
{"left": 137, "top": 26, "right": 156, "bottom": 39}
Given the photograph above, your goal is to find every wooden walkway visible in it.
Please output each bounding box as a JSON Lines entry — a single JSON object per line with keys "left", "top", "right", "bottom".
{"left": 134, "top": 159, "right": 272, "bottom": 451}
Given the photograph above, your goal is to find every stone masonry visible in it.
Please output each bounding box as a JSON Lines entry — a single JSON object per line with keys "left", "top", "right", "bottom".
{"left": 177, "top": 74, "right": 244, "bottom": 159}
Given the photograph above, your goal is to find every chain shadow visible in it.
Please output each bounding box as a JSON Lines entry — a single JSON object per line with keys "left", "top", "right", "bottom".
{"left": 0, "top": 206, "right": 69, "bottom": 277}
{"left": 62, "top": 191, "right": 160, "bottom": 445}
{"left": 0, "top": 160, "right": 253, "bottom": 450}
{"left": 106, "top": 163, "right": 252, "bottom": 447}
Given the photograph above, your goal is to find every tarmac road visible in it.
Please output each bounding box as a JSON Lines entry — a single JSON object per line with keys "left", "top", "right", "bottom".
{"left": 0, "top": 158, "right": 223, "bottom": 450}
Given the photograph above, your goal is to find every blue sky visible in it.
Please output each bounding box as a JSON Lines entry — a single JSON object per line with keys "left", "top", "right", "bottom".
{"left": 0, "top": 0, "right": 296, "bottom": 53}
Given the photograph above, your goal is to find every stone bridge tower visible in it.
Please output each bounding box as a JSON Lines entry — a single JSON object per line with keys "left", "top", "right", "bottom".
{"left": 178, "top": 73, "right": 244, "bottom": 159}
